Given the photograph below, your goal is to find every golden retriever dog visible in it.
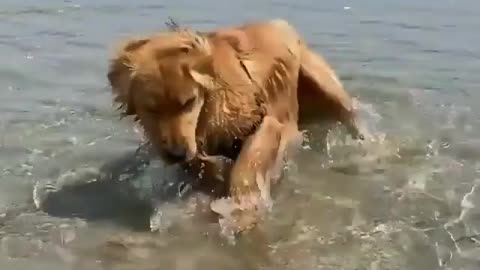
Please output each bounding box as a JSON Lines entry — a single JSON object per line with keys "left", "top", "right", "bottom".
{"left": 107, "top": 19, "right": 363, "bottom": 234}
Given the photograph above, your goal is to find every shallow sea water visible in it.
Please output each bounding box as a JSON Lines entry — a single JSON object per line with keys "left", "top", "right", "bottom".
{"left": 1, "top": 0, "right": 480, "bottom": 269}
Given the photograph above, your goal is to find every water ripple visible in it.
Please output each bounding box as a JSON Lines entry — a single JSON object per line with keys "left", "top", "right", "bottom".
{"left": 1, "top": 0, "right": 480, "bottom": 269}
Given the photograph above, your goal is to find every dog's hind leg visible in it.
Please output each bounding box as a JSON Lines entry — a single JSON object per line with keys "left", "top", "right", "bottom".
{"left": 298, "top": 46, "right": 364, "bottom": 140}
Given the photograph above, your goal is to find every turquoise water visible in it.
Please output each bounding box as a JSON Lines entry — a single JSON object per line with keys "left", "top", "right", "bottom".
{"left": 1, "top": 0, "right": 480, "bottom": 269}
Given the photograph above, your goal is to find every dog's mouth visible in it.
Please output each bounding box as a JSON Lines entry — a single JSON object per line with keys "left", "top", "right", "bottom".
{"left": 160, "top": 147, "right": 196, "bottom": 165}
{"left": 163, "top": 152, "right": 186, "bottom": 164}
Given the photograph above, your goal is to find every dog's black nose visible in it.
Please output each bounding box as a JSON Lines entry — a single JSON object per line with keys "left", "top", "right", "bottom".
{"left": 165, "top": 146, "right": 187, "bottom": 162}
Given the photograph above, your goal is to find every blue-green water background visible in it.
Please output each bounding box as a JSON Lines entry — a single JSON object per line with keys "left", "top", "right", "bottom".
{"left": 1, "top": 1, "right": 480, "bottom": 269}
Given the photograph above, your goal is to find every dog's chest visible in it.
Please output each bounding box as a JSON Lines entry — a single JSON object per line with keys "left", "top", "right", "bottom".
{"left": 198, "top": 93, "right": 263, "bottom": 158}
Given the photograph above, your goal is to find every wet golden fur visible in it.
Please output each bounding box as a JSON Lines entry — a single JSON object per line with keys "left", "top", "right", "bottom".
{"left": 107, "top": 19, "right": 363, "bottom": 234}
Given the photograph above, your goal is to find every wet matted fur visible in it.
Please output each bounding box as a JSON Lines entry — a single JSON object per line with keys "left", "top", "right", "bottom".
{"left": 107, "top": 18, "right": 363, "bottom": 234}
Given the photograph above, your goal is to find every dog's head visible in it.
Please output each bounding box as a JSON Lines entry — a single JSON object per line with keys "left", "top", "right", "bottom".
{"left": 107, "top": 30, "right": 218, "bottom": 164}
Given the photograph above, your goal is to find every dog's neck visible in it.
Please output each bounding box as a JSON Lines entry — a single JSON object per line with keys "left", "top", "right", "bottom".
{"left": 196, "top": 87, "right": 264, "bottom": 159}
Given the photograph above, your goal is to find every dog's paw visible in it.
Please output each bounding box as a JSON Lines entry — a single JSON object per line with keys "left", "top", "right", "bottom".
{"left": 210, "top": 195, "right": 266, "bottom": 238}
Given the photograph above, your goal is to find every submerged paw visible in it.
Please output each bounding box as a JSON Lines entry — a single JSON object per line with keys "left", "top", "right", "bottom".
{"left": 210, "top": 194, "right": 269, "bottom": 236}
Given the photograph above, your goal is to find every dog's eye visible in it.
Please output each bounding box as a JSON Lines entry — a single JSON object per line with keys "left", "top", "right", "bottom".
{"left": 146, "top": 108, "right": 162, "bottom": 116}
{"left": 179, "top": 46, "right": 190, "bottom": 53}
{"left": 182, "top": 96, "right": 196, "bottom": 109}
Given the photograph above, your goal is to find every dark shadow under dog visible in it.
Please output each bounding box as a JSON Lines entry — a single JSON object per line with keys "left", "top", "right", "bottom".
{"left": 34, "top": 143, "right": 196, "bottom": 231}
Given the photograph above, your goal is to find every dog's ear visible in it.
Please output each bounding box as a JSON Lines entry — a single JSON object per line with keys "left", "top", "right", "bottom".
{"left": 181, "top": 55, "right": 218, "bottom": 90}
{"left": 107, "top": 38, "right": 149, "bottom": 116}
{"left": 107, "top": 56, "right": 136, "bottom": 116}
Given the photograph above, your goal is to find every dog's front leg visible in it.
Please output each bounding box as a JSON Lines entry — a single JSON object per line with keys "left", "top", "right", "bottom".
{"left": 210, "top": 116, "right": 292, "bottom": 235}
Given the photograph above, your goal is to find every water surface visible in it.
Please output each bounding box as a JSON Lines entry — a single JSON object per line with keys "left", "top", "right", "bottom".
{"left": 1, "top": 0, "right": 480, "bottom": 269}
